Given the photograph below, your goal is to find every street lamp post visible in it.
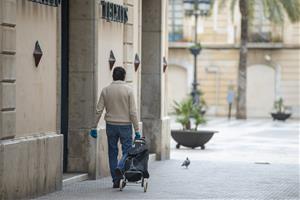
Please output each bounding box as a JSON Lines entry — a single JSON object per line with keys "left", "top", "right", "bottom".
{"left": 183, "top": 0, "right": 211, "bottom": 104}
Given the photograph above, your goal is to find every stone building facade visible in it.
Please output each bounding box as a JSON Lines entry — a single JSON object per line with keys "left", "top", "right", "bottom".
{"left": 0, "top": 0, "right": 170, "bottom": 199}
{"left": 168, "top": 0, "right": 300, "bottom": 118}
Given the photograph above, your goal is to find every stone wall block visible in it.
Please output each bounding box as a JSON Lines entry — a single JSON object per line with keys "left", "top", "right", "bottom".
{"left": 127, "top": 5, "right": 134, "bottom": 25}
{"left": 98, "top": 128, "right": 110, "bottom": 178}
{"left": 68, "top": 72, "right": 94, "bottom": 129}
{"left": 69, "top": 0, "right": 96, "bottom": 20}
{"left": 142, "top": 0, "right": 162, "bottom": 32}
{"left": 141, "top": 74, "right": 161, "bottom": 119}
{"left": 160, "top": 117, "right": 170, "bottom": 160}
{"left": 88, "top": 131, "right": 99, "bottom": 179}
{"left": 0, "top": 111, "right": 15, "bottom": 139}
{"left": 142, "top": 118, "right": 170, "bottom": 160}
{"left": 141, "top": 32, "right": 162, "bottom": 73}
{"left": 124, "top": 24, "right": 133, "bottom": 44}
{"left": 0, "top": 54, "right": 16, "bottom": 81}
{"left": 0, "top": 82, "right": 16, "bottom": 109}
{"left": 69, "top": 20, "right": 96, "bottom": 72}
{"left": 0, "top": 0, "right": 17, "bottom": 26}
{"left": 124, "top": 63, "right": 134, "bottom": 82}
{"left": 123, "top": 43, "right": 133, "bottom": 63}
{"left": 0, "top": 26, "right": 16, "bottom": 53}
{"left": 142, "top": 119, "right": 162, "bottom": 155}
{"left": 88, "top": 127, "right": 111, "bottom": 179}
{"left": 67, "top": 129, "right": 89, "bottom": 172}
{"left": 45, "top": 135, "right": 63, "bottom": 192}
{"left": 0, "top": 134, "right": 62, "bottom": 199}
{"left": 68, "top": 129, "right": 89, "bottom": 157}
{"left": 1, "top": 138, "right": 28, "bottom": 199}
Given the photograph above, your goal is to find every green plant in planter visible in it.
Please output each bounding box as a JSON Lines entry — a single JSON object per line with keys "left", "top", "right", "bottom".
{"left": 274, "top": 97, "right": 289, "bottom": 113}
{"left": 192, "top": 103, "right": 206, "bottom": 130}
{"left": 173, "top": 98, "right": 206, "bottom": 130}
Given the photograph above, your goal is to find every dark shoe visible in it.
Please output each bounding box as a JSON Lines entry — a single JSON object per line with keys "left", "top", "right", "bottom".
{"left": 115, "top": 168, "right": 123, "bottom": 178}
{"left": 113, "top": 180, "right": 120, "bottom": 188}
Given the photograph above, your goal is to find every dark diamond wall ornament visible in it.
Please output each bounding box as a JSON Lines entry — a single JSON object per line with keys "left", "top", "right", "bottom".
{"left": 163, "top": 57, "right": 168, "bottom": 73}
{"left": 134, "top": 54, "right": 140, "bottom": 72}
{"left": 33, "top": 41, "right": 43, "bottom": 67}
{"left": 109, "top": 50, "right": 116, "bottom": 70}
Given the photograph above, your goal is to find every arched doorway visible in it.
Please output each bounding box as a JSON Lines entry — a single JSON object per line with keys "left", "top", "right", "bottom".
{"left": 167, "top": 65, "right": 188, "bottom": 113}
{"left": 247, "top": 64, "right": 275, "bottom": 118}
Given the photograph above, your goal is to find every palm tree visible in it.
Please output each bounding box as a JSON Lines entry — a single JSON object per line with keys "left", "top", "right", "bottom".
{"left": 216, "top": 0, "right": 300, "bottom": 119}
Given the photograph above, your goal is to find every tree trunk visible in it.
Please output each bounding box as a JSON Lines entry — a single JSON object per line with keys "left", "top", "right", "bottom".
{"left": 236, "top": 0, "right": 248, "bottom": 119}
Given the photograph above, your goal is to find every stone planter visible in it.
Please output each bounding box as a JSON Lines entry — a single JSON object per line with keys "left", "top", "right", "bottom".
{"left": 171, "top": 130, "right": 217, "bottom": 150}
{"left": 271, "top": 112, "right": 291, "bottom": 121}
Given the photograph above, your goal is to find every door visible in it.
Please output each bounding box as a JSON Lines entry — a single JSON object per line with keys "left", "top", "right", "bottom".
{"left": 61, "top": 0, "right": 69, "bottom": 172}
{"left": 247, "top": 64, "right": 275, "bottom": 118}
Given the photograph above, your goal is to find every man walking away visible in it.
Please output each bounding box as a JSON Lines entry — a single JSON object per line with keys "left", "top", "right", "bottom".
{"left": 91, "top": 67, "right": 141, "bottom": 188}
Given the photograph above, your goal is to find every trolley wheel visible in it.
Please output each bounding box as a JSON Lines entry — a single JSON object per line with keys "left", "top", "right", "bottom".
{"left": 119, "top": 179, "right": 124, "bottom": 191}
{"left": 143, "top": 179, "right": 148, "bottom": 192}
{"left": 176, "top": 144, "right": 181, "bottom": 149}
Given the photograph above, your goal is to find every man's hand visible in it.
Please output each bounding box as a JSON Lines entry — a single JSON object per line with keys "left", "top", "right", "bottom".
{"left": 135, "top": 131, "right": 141, "bottom": 140}
{"left": 90, "top": 128, "right": 98, "bottom": 139}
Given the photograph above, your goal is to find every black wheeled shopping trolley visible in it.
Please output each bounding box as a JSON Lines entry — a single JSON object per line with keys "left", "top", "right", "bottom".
{"left": 119, "top": 137, "right": 150, "bottom": 192}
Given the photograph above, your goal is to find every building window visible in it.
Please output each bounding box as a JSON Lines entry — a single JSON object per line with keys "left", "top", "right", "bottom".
{"left": 169, "top": 0, "right": 184, "bottom": 42}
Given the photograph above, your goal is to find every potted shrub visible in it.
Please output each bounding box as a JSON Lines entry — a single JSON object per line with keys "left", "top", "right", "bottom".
{"left": 271, "top": 98, "right": 292, "bottom": 121}
{"left": 171, "top": 98, "right": 217, "bottom": 150}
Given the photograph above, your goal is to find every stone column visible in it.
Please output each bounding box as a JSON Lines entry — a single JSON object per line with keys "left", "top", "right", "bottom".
{"left": 68, "top": 0, "right": 99, "bottom": 178}
{"left": 141, "top": 0, "right": 170, "bottom": 160}
{"left": 0, "top": 0, "right": 17, "bottom": 140}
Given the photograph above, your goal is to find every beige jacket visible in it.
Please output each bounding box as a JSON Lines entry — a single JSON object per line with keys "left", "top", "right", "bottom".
{"left": 95, "top": 81, "right": 139, "bottom": 132}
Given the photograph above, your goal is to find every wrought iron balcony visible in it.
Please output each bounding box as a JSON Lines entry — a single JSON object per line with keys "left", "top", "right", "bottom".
{"left": 248, "top": 25, "right": 283, "bottom": 43}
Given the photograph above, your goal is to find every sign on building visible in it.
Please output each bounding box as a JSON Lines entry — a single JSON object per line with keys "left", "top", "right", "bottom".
{"left": 100, "top": 1, "right": 128, "bottom": 24}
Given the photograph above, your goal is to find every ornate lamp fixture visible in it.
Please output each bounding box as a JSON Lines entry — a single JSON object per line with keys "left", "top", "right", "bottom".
{"left": 183, "top": 0, "right": 211, "bottom": 104}
{"left": 109, "top": 50, "right": 116, "bottom": 70}
{"left": 163, "top": 57, "right": 168, "bottom": 73}
{"left": 183, "top": 0, "right": 211, "bottom": 16}
{"left": 134, "top": 54, "right": 140, "bottom": 72}
{"left": 33, "top": 41, "right": 43, "bottom": 67}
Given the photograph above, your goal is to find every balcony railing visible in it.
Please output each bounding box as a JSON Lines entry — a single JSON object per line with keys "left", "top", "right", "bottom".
{"left": 248, "top": 25, "right": 283, "bottom": 43}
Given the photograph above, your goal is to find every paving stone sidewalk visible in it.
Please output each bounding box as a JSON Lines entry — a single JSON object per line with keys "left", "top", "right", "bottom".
{"left": 34, "top": 118, "right": 300, "bottom": 200}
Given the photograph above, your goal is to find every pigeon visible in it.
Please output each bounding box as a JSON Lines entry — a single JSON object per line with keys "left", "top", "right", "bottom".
{"left": 181, "top": 157, "right": 190, "bottom": 168}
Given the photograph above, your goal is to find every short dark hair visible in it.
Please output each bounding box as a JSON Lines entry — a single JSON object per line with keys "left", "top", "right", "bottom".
{"left": 113, "top": 66, "right": 126, "bottom": 81}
